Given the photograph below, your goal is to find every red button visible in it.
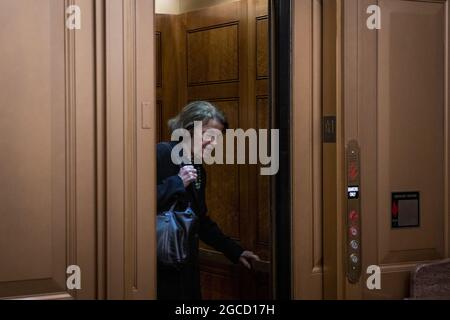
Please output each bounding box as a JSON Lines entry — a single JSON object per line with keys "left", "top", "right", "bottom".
{"left": 349, "top": 210, "right": 359, "bottom": 221}
{"left": 348, "top": 162, "right": 359, "bottom": 181}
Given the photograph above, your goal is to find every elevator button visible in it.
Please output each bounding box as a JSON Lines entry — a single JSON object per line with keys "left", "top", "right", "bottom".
{"left": 349, "top": 210, "right": 359, "bottom": 221}
{"left": 350, "top": 227, "right": 358, "bottom": 237}
{"left": 350, "top": 254, "right": 359, "bottom": 264}
{"left": 350, "top": 240, "right": 359, "bottom": 250}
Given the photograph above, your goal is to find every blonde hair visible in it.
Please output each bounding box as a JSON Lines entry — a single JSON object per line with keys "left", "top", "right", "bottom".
{"left": 168, "top": 101, "right": 228, "bottom": 133}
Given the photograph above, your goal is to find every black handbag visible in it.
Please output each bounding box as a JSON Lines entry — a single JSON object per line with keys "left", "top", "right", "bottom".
{"left": 157, "top": 199, "right": 198, "bottom": 268}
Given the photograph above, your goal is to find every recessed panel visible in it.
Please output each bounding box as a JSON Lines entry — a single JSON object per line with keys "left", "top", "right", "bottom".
{"left": 187, "top": 24, "right": 239, "bottom": 86}
{"left": 0, "top": 0, "right": 97, "bottom": 299}
{"left": 378, "top": 0, "right": 446, "bottom": 263}
{"left": 256, "top": 17, "right": 269, "bottom": 79}
{"left": 0, "top": 0, "right": 57, "bottom": 284}
{"left": 204, "top": 100, "right": 240, "bottom": 240}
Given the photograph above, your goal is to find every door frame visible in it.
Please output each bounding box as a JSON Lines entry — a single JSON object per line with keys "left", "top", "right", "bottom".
{"left": 105, "top": 0, "right": 326, "bottom": 300}
{"left": 271, "top": 0, "right": 293, "bottom": 300}
{"left": 291, "top": 0, "right": 325, "bottom": 300}
{"left": 104, "top": 0, "right": 157, "bottom": 299}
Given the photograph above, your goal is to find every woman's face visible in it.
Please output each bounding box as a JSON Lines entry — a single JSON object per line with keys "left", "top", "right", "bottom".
{"left": 192, "top": 118, "right": 224, "bottom": 157}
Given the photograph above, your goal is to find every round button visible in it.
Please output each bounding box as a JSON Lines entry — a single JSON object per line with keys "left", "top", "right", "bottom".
{"left": 350, "top": 254, "right": 359, "bottom": 264}
{"left": 349, "top": 210, "right": 359, "bottom": 221}
{"left": 349, "top": 227, "right": 358, "bottom": 237}
{"left": 350, "top": 240, "right": 359, "bottom": 250}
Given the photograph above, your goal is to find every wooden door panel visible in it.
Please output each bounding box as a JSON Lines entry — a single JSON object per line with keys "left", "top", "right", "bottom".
{"left": 204, "top": 100, "right": 241, "bottom": 242}
{"left": 343, "top": 0, "right": 450, "bottom": 299}
{"left": 155, "top": 14, "right": 187, "bottom": 142}
{"left": 187, "top": 24, "right": 240, "bottom": 85}
{"left": 0, "top": 0, "right": 97, "bottom": 299}
{"left": 292, "top": 0, "right": 324, "bottom": 300}
{"left": 0, "top": 0, "right": 157, "bottom": 300}
{"left": 185, "top": 3, "right": 246, "bottom": 299}
{"left": 377, "top": 0, "right": 446, "bottom": 265}
{"left": 256, "top": 17, "right": 269, "bottom": 80}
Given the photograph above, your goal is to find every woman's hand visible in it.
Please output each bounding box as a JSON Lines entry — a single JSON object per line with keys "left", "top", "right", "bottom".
{"left": 239, "top": 251, "right": 261, "bottom": 270}
{"left": 178, "top": 165, "right": 198, "bottom": 188}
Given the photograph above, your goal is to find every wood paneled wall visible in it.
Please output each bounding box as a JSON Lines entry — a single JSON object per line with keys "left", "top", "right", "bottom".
{"left": 106, "top": 0, "right": 156, "bottom": 300}
{"left": 155, "top": 0, "right": 271, "bottom": 299}
{"left": 0, "top": 0, "right": 156, "bottom": 300}
{"left": 341, "top": 0, "right": 450, "bottom": 300}
{"left": 0, "top": 0, "right": 99, "bottom": 300}
{"left": 0, "top": 0, "right": 331, "bottom": 301}
{"left": 292, "top": 0, "right": 324, "bottom": 300}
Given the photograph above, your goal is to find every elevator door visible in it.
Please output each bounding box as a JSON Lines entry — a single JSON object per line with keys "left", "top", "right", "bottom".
{"left": 343, "top": 0, "right": 450, "bottom": 299}
{"left": 0, "top": 0, "right": 98, "bottom": 299}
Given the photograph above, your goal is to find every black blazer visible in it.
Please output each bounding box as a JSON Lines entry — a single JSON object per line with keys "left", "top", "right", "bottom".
{"left": 157, "top": 141, "right": 244, "bottom": 262}
{"left": 157, "top": 142, "right": 244, "bottom": 276}
{"left": 157, "top": 142, "right": 243, "bottom": 299}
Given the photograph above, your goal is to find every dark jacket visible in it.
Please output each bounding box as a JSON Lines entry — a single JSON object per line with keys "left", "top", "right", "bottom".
{"left": 157, "top": 142, "right": 244, "bottom": 300}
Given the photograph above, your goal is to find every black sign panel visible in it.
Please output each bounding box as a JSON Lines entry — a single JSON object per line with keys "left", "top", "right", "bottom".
{"left": 392, "top": 192, "right": 420, "bottom": 228}
{"left": 347, "top": 186, "right": 360, "bottom": 199}
{"left": 323, "top": 116, "right": 337, "bottom": 143}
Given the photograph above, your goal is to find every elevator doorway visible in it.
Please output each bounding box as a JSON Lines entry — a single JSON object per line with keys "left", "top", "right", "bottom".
{"left": 0, "top": 0, "right": 323, "bottom": 301}
{"left": 155, "top": 0, "right": 274, "bottom": 300}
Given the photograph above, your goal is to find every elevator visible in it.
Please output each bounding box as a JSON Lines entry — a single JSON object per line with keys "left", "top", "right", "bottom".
{"left": 0, "top": 0, "right": 449, "bottom": 300}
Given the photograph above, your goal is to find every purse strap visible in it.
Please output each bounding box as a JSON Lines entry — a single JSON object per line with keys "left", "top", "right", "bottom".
{"left": 169, "top": 201, "right": 178, "bottom": 212}
{"left": 169, "top": 200, "right": 194, "bottom": 212}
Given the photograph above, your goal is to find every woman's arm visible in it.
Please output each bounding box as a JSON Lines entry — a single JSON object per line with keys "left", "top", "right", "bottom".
{"left": 199, "top": 216, "right": 261, "bottom": 269}
{"left": 199, "top": 215, "right": 244, "bottom": 264}
{"left": 196, "top": 165, "right": 243, "bottom": 263}
{"left": 197, "top": 167, "right": 260, "bottom": 268}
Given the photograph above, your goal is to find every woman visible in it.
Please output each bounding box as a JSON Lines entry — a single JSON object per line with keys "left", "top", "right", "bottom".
{"left": 157, "top": 101, "right": 260, "bottom": 300}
